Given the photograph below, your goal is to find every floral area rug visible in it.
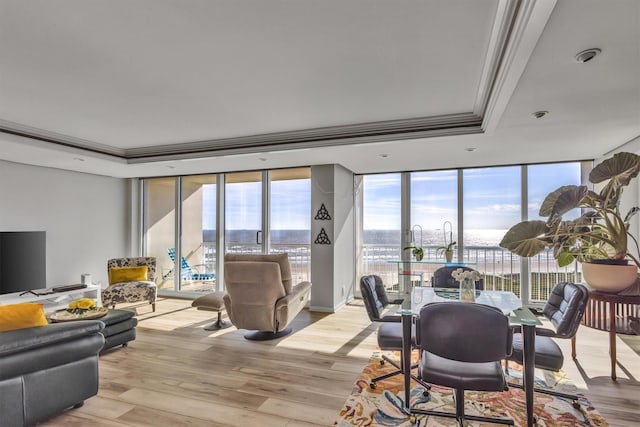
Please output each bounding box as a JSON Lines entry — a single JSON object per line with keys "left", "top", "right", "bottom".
{"left": 335, "top": 352, "right": 608, "bottom": 426}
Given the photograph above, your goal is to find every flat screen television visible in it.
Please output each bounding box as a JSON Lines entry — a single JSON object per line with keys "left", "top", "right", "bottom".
{"left": 0, "top": 231, "right": 47, "bottom": 295}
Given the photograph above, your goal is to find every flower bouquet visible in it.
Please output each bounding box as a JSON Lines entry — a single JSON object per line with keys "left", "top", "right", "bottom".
{"left": 451, "top": 268, "right": 481, "bottom": 302}
{"left": 451, "top": 268, "right": 481, "bottom": 282}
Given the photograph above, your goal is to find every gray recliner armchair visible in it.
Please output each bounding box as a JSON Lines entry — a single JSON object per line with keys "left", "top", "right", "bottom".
{"left": 223, "top": 253, "right": 312, "bottom": 340}
{"left": 0, "top": 321, "right": 105, "bottom": 427}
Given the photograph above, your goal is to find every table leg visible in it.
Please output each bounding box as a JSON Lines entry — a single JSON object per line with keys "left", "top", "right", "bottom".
{"left": 402, "top": 312, "right": 412, "bottom": 409}
{"left": 609, "top": 301, "right": 617, "bottom": 380}
{"left": 571, "top": 336, "right": 577, "bottom": 359}
{"left": 522, "top": 324, "right": 536, "bottom": 427}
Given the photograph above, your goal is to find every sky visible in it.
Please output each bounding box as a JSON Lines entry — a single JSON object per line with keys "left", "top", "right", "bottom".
{"left": 203, "top": 179, "right": 311, "bottom": 230}
{"left": 202, "top": 162, "right": 583, "bottom": 232}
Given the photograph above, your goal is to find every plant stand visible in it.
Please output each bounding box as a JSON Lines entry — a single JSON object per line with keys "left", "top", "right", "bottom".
{"left": 573, "top": 289, "right": 640, "bottom": 380}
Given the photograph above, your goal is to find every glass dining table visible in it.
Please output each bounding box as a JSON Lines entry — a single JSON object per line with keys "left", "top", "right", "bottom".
{"left": 397, "top": 287, "right": 541, "bottom": 427}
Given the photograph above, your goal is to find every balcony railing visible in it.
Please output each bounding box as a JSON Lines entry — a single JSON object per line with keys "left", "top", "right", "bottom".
{"left": 197, "top": 242, "right": 579, "bottom": 302}
{"left": 203, "top": 243, "right": 312, "bottom": 283}
{"left": 359, "top": 244, "right": 581, "bottom": 302}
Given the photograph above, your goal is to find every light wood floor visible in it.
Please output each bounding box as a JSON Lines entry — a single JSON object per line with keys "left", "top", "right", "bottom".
{"left": 42, "top": 297, "right": 640, "bottom": 426}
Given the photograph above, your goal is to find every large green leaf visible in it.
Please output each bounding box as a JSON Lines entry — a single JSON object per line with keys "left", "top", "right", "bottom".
{"left": 499, "top": 221, "right": 549, "bottom": 257}
{"left": 539, "top": 185, "right": 587, "bottom": 217}
{"left": 590, "top": 152, "right": 640, "bottom": 203}
{"left": 590, "top": 152, "right": 640, "bottom": 184}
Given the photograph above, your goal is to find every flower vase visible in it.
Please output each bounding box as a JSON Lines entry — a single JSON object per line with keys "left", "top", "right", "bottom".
{"left": 459, "top": 278, "right": 476, "bottom": 302}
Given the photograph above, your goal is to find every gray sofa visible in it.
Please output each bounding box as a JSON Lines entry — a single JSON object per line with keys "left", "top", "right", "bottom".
{"left": 0, "top": 320, "right": 105, "bottom": 427}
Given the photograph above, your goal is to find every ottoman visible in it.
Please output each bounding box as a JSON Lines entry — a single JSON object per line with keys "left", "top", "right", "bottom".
{"left": 99, "top": 309, "right": 137, "bottom": 352}
{"left": 192, "top": 292, "right": 232, "bottom": 331}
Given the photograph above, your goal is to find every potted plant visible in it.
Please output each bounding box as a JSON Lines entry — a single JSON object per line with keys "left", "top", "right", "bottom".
{"left": 437, "top": 221, "right": 456, "bottom": 262}
{"left": 404, "top": 244, "right": 424, "bottom": 261}
{"left": 499, "top": 151, "right": 640, "bottom": 292}
{"left": 437, "top": 241, "right": 456, "bottom": 263}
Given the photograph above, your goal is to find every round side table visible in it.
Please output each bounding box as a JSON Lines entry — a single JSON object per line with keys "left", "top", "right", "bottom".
{"left": 572, "top": 289, "right": 640, "bottom": 380}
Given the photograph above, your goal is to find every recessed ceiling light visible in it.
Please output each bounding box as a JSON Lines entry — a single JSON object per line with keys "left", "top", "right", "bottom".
{"left": 531, "top": 110, "right": 549, "bottom": 119}
{"left": 165, "top": 165, "right": 175, "bottom": 169}
{"left": 379, "top": 154, "right": 389, "bottom": 158}
{"left": 465, "top": 147, "right": 476, "bottom": 152}
{"left": 258, "top": 157, "right": 267, "bottom": 162}
{"left": 73, "top": 157, "right": 85, "bottom": 162}
{"left": 575, "top": 48, "right": 601, "bottom": 63}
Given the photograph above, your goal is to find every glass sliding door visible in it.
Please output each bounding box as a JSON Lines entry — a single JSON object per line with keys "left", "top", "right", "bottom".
{"left": 142, "top": 177, "right": 177, "bottom": 291}
{"left": 269, "top": 168, "right": 311, "bottom": 282}
{"left": 180, "top": 175, "right": 218, "bottom": 293}
{"left": 225, "top": 171, "right": 263, "bottom": 255}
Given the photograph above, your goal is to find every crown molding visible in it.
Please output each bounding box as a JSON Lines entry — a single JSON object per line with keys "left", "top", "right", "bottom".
{"left": 0, "top": 119, "right": 126, "bottom": 158}
{"left": 125, "top": 113, "right": 483, "bottom": 162}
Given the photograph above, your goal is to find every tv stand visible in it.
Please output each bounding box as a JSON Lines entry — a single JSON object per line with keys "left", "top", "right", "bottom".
{"left": 19, "top": 290, "right": 41, "bottom": 297}
{"left": 0, "top": 284, "right": 102, "bottom": 313}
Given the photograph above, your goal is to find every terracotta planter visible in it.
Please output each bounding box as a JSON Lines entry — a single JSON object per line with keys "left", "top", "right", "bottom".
{"left": 581, "top": 262, "right": 638, "bottom": 292}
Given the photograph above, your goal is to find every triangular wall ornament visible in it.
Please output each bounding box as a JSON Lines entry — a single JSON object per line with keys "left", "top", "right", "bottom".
{"left": 314, "top": 203, "right": 332, "bottom": 221}
{"left": 314, "top": 228, "right": 331, "bottom": 245}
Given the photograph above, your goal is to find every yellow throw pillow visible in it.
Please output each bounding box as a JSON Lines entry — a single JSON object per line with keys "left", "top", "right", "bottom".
{"left": 109, "top": 266, "right": 149, "bottom": 285}
{"left": 0, "top": 303, "right": 48, "bottom": 332}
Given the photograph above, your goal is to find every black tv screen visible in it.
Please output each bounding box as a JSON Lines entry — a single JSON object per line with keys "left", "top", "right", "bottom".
{"left": 0, "top": 231, "right": 47, "bottom": 295}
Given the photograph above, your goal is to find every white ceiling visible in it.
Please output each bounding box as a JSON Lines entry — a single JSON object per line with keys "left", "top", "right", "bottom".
{"left": 0, "top": 0, "right": 639, "bottom": 178}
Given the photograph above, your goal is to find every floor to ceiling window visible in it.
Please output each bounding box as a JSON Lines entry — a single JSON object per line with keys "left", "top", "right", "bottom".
{"left": 527, "top": 162, "right": 584, "bottom": 300}
{"left": 224, "top": 171, "right": 263, "bottom": 255}
{"left": 180, "top": 175, "right": 218, "bottom": 293}
{"left": 463, "top": 166, "right": 522, "bottom": 295}
{"left": 269, "top": 168, "right": 311, "bottom": 282}
{"left": 142, "top": 177, "right": 176, "bottom": 291}
{"left": 356, "top": 161, "right": 590, "bottom": 304}
{"left": 411, "top": 170, "right": 459, "bottom": 259}
{"left": 356, "top": 173, "right": 401, "bottom": 287}
{"left": 407, "top": 170, "right": 459, "bottom": 285}
{"left": 142, "top": 167, "right": 311, "bottom": 295}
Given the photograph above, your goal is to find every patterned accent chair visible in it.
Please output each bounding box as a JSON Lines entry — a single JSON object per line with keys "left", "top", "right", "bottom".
{"left": 103, "top": 257, "right": 158, "bottom": 312}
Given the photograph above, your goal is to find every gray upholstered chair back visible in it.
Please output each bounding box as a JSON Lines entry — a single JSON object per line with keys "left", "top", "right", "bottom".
{"left": 224, "top": 253, "right": 292, "bottom": 293}
{"left": 542, "top": 282, "right": 588, "bottom": 338}
{"left": 431, "top": 266, "right": 484, "bottom": 290}
{"left": 418, "top": 302, "right": 511, "bottom": 363}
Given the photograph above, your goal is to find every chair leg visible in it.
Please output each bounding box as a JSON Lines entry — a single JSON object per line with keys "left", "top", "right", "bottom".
{"left": 152, "top": 302, "right": 156, "bottom": 312}
{"left": 411, "top": 387, "right": 513, "bottom": 425}
{"left": 369, "top": 352, "right": 430, "bottom": 391}
{"left": 506, "top": 359, "right": 581, "bottom": 408}
{"left": 507, "top": 381, "right": 582, "bottom": 408}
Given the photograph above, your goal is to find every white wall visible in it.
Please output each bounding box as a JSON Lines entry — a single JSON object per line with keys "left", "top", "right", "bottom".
{"left": 0, "top": 160, "right": 130, "bottom": 288}
{"left": 310, "top": 164, "right": 355, "bottom": 312}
